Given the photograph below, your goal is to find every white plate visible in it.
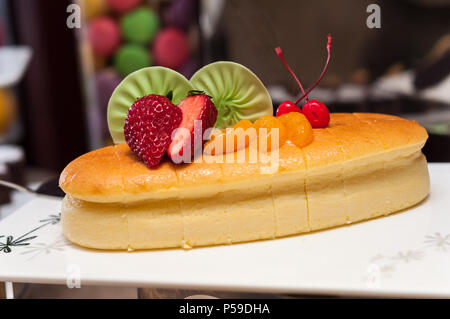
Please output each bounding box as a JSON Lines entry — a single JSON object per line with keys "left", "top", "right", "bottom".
{"left": 1, "top": 164, "right": 449, "bottom": 298}
{"left": 0, "top": 46, "right": 32, "bottom": 88}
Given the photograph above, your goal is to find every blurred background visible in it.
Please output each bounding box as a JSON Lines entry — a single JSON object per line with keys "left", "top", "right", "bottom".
{"left": 0, "top": 0, "right": 449, "bottom": 298}
{"left": 0, "top": 0, "right": 448, "bottom": 204}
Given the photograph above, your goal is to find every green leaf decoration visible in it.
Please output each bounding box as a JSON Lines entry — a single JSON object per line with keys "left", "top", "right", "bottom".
{"left": 107, "top": 67, "right": 194, "bottom": 144}
{"left": 0, "top": 213, "right": 61, "bottom": 254}
{"left": 190, "top": 61, "right": 273, "bottom": 128}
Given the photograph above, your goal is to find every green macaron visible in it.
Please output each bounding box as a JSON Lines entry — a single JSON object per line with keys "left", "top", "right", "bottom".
{"left": 120, "top": 7, "right": 160, "bottom": 45}
{"left": 114, "top": 44, "right": 152, "bottom": 77}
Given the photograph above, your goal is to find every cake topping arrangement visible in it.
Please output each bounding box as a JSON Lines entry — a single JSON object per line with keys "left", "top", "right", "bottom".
{"left": 108, "top": 61, "right": 276, "bottom": 166}
{"left": 275, "top": 34, "right": 332, "bottom": 128}
{"left": 124, "top": 94, "right": 182, "bottom": 168}
{"left": 107, "top": 48, "right": 331, "bottom": 168}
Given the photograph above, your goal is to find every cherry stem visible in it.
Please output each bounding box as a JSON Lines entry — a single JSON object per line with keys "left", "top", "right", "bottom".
{"left": 294, "top": 34, "right": 332, "bottom": 105}
{"left": 275, "top": 46, "right": 308, "bottom": 101}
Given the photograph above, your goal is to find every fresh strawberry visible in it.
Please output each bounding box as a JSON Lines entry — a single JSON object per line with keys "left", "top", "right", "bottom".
{"left": 124, "top": 94, "right": 182, "bottom": 168}
{"left": 168, "top": 91, "right": 218, "bottom": 161}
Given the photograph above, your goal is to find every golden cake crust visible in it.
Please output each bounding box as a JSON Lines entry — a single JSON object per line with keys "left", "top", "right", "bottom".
{"left": 59, "top": 113, "right": 428, "bottom": 203}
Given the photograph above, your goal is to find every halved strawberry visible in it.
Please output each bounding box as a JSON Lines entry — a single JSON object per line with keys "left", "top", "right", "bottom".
{"left": 124, "top": 94, "right": 182, "bottom": 168}
{"left": 167, "top": 91, "right": 218, "bottom": 161}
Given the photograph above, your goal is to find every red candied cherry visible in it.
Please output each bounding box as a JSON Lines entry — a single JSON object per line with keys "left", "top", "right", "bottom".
{"left": 275, "top": 34, "right": 332, "bottom": 127}
{"left": 276, "top": 100, "right": 302, "bottom": 117}
{"left": 302, "top": 100, "right": 330, "bottom": 128}
{"left": 275, "top": 46, "right": 308, "bottom": 117}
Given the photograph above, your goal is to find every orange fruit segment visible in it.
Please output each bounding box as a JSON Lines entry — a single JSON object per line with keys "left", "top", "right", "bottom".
{"left": 278, "top": 112, "right": 313, "bottom": 148}
{"left": 204, "top": 119, "right": 256, "bottom": 155}
{"left": 252, "top": 115, "right": 287, "bottom": 152}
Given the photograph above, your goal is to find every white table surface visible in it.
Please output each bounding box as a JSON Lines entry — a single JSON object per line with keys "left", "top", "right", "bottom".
{"left": 0, "top": 163, "right": 449, "bottom": 298}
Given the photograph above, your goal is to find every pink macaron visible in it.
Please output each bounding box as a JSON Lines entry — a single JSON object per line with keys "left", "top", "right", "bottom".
{"left": 88, "top": 16, "right": 121, "bottom": 57}
{"left": 153, "top": 27, "right": 189, "bottom": 70}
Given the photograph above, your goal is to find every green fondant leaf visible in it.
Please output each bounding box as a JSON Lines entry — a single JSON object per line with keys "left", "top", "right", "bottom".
{"left": 190, "top": 61, "right": 273, "bottom": 128}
